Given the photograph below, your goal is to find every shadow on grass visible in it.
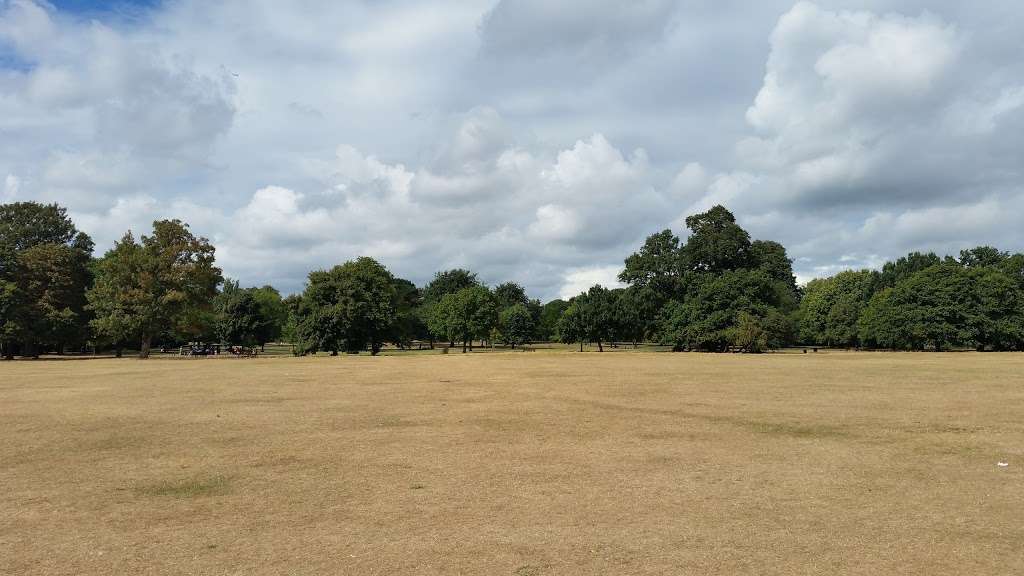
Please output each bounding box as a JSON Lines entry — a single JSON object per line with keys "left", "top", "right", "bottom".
{"left": 134, "top": 475, "right": 231, "bottom": 498}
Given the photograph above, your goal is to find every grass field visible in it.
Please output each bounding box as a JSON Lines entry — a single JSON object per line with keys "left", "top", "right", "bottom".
{"left": 2, "top": 352, "right": 1023, "bottom": 575}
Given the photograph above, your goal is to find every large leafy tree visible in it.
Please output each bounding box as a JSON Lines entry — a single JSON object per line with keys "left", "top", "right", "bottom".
{"left": 615, "top": 285, "right": 660, "bottom": 347}
{"left": 680, "top": 205, "right": 754, "bottom": 274}
{"left": 499, "top": 304, "right": 535, "bottom": 348}
{"left": 389, "top": 277, "right": 426, "bottom": 349}
{"left": 421, "top": 268, "right": 480, "bottom": 346}
{"left": 294, "top": 257, "right": 398, "bottom": 355}
{"left": 432, "top": 285, "right": 497, "bottom": 353}
{"left": 797, "top": 270, "right": 874, "bottom": 348}
{"left": 557, "top": 301, "right": 587, "bottom": 352}
{"left": 493, "top": 282, "right": 529, "bottom": 309}
{"left": 658, "top": 270, "right": 789, "bottom": 352}
{"left": 0, "top": 202, "right": 94, "bottom": 357}
{"left": 87, "top": 220, "right": 222, "bottom": 358}
{"left": 538, "top": 299, "right": 569, "bottom": 341}
{"left": 619, "top": 229, "right": 681, "bottom": 300}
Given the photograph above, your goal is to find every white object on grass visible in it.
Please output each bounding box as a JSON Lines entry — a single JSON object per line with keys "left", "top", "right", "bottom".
{"left": 997, "top": 462, "right": 1009, "bottom": 467}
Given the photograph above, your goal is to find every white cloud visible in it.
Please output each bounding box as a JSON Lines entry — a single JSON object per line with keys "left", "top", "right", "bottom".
{"left": 558, "top": 265, "right": 626, "bottom": 300}
{"left": 3, "top": 0, "right": 1024, "bottom": 300}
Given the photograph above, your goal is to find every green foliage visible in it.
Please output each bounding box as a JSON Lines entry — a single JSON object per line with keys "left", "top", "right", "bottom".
{"left": 658, "top": 270, "right": 790, "bottom": 352}
{"left": 619, "top": 229, "right": 681, "bottom": 300}
{"left": 0, "top": 202, "right": 94, "bottom": 357}
{"left": 538, "top": 299, "right": 569, "bottom": 341}
{"left": 493, "top": 282, "right": 529, "bottom": 309}
{"left": 499, "top": 304, "right": 535, "bottom": 348}
{"left": 614, "top": 285, "right": 660, "bottom": 345}
{"left": 797, "top": 270, "right": 874, "bottom": 347}
{"left": 87, "top": 220, "right": 222, "bottom": 358}
{"left": 215, "top": 280, "right": 285, "bottom": 346}
{"left": 0, "top": 202, "right": 83, "bottom": 252}
{"left": 431, "top": 285, "right": 497, "bottom": 351}
{"left": 556, "top": 301, "right": 586, "bottom": 351}
{"left": 422, "top": 269, "right": 479, "bottom": 304}
{"left": 293, "top": 257, "right": 398, "bottom": 355}
{"left": 681, "top": 205, "right": 753, "bottom": 274}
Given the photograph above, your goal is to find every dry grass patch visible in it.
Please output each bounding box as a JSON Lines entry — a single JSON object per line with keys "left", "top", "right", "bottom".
{"left": 1, "top": 351, "right": 1023, "bottom": 575}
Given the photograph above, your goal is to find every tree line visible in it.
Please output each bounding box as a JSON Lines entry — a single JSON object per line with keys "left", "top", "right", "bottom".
{"left": 2, "top": 200, "right": 1023, "bottom": 359}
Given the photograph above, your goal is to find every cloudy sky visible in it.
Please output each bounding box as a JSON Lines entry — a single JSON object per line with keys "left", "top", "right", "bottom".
{"left": 2, "top": 0, "right": 1022, "bottom": 300}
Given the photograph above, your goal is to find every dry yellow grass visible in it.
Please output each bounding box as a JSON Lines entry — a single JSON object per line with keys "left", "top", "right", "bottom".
{"left": 2, "top": 352, "right": 1023, "bottom": 575}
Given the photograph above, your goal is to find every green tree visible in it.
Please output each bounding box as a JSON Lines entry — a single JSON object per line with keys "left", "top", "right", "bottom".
{"left": 969, "top": 267, "right": 1024, "bottom": 350}
{"left": 615, "top": 285, "right": 660, "bottom": 347}
{"left": 389, "top": 277, "right": 426, "bottom": 349}
{"left": 0, "top": 202, "right": 94, "bottom": 357}
{"left": 293, "top": 257, "right": 398, "bottom": 355}
{"left": 959, "top": 246, "right": 1008, "bottom": 269}
{"left": 16, "top": 243, "right": 93, "bottom": 355}
{"left": 619, "top": 229, "right": 682, "bottom": 299}
{"left": 538, "top": 299, "right": 569, "bottom": 341}
{"left": 0, "top": 202, "right": 84, "bottom": 252}
{"left": 680, "top": 205, "right": 753, "bottom": 274}
{"left": 87, "top": 220, "right": 222, "bottom": 358}
{"left": 557, "top": 301, "right": 587, "bottom": 352}
{"left": 877, "top": 251, "right": 941, "bottom": 288}
{"left": 752, "top": 240, "right": 798, "bottom": 296}
{"left": 493, "top": 282, "right": 529, "bottom": 309}
{"left": 499, "top": 304, "right": 535, "bottom": 348}
{"left": 433, "top": 285, "right": 497, "bottom": 352}
{"left": 422, "top": 268, "right": 480, "bottom": 346}
{"left": 659, "top": 270, "right": 788, "bottom": 352}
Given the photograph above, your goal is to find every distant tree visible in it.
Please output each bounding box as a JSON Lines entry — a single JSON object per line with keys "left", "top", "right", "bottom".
{"left": 433, "top": 285, "right": 497, "bottom": 352}
{"left": 493, "top": 282, "right": 529, "bottom": 309}
{"left": 216, "top": 286, "right": 263, "bottom": 346}
{"left": 87, "top": 220, "right": 222, "bottom": 358}
{"left": 0, "top": 201, "right": 94, "bottom": 357}
{"left": 885, "top": 263, "right": 979, "bottom": 351}
{"left": 422, "top": 268, "right": 480, "bottom": 346}
{"left": 293, "top": 257, "right": 398, "bottom": 355}
{"left": 422, "top": 269, "right": 479, "bottom": 303}
{"left": 566, "top": 285, "right": 617, "bottom": 352}
{"left": 877, "top": 251, "right": 941, "bottom": 288}
{"left": 797, "top": 270, "right": 874, "bottom": 348}
{"left": 615, "top": 285, "right": 660, "bottom": 347}
{"left": 619, "top": 229, "right": 682, "bottom": 299}
{"left": 959, "top": 246, "right": 1008, "bottom": 269}
{"left": 557, "top": 301, "right": 587, "bottom": 352}
{"left": 659, "top": 270, "right": 788, "bottom": 352}
{"left": 969, "top": 267, "right": 1024, "bottom": 350}
{"left": 538, "top": 299, "right": 569, "bottom": 341}
{"left": 389, "top": 277, "right": 426, "bottom": 349}
{"left": 751, "top": 240, "right": 798, "bottom": 297}
{"left": 857, "top": 288, "right": 901, "bottom": 349}
{"left": 0, "top": 202, "right": 85, "bottom": 252}
{"left": 680, "top": 205, "right": 754, "bottom": 274}
{"left": 16, "top": 243, "right": 92, "bottom": 355}
{"left": 0, "top": 241, "right": 18, "bottom": 359}
{"left": 499, "top": 304, "right": 535, "bottom": 348}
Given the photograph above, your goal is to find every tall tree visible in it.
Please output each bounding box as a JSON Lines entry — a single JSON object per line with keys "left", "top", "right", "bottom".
{"left": 432, "top": 285, "right": 496, "bottom": 352}
{"left": 499, "top": 304, "right": 535, "bottom": 349}
{"left": 619, "top": 229, "right": 682, "bottom": 299}
{"left": 293, "top": 257, "right": 398, "bottom": 355}
{"left": 680, "top": 205, "right": 753, "bottom": 274}
{"left": 493, "top": 282, "right": 529, "bottom": 309}
{"left": 538, "top": 299, "right": 569, "bottom": 341}
{"left": 87, "top": 220, "right": 222, "bottom": 358}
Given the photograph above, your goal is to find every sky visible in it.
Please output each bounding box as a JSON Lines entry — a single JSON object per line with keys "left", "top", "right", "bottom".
{"left": 1, "top": 0, "right": 1022, "bottom": 300}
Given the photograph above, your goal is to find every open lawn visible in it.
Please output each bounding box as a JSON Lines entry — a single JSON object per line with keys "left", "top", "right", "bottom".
{"left": 2, "top": 352, "right": 1023, "bottom": 575}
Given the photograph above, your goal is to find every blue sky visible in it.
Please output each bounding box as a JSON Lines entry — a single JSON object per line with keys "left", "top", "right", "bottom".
{"left": 2, "top": 0, "right": 1023, "bottom": 299}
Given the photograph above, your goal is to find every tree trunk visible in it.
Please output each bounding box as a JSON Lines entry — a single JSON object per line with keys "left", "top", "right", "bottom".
{"left": 2, "top": 343, "right": 12, "bottom": 360}
{"left": 462, "top": 339, "right": 468, "bottom": 353}
{"left": 597, "top": 340, "right": 603, "bottom": 352}
{"left": 139, "top": 334, "right": 152, "bottom": 359}
{"left": 579, "top": 341, "right": 584, "bottom": 352}
{"left": 371, "top": 341, "right": 381, "bottom": 356}
{"left": 57, "top": 342, "right": 65, "bottom": 355}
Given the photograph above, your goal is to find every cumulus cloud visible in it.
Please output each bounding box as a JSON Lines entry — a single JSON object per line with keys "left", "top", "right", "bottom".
{"left": 3, "top": 0, "right": 1024, "bottom": 299}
